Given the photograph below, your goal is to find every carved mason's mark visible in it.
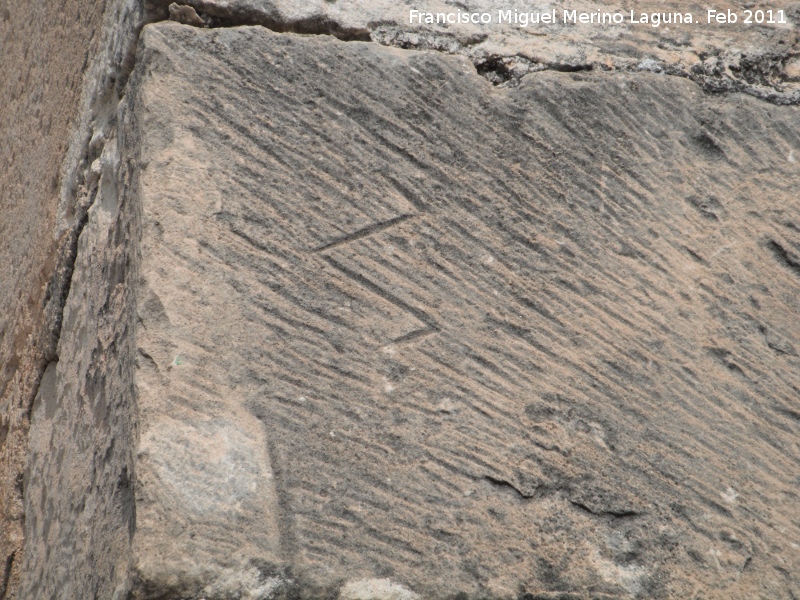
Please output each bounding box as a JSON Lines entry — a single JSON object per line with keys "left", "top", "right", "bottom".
{"left": 322, "top": 255, "right": 439, "bottom": 345}
{"left": 313, "top": 210, "right": 438, "bottom": 345}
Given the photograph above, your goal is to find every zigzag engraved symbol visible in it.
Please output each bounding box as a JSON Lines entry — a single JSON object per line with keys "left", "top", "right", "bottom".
{"left": 316, "top": 215, "right": 439, "bottom": 345}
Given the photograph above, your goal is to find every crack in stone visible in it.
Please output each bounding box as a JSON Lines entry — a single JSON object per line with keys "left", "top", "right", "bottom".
{"left": 484, "top": 476, "right": 535, "bottom": 499}
{"left": 768, "top": 239, "right": 800, "bottom": 277}
{"left": 569, "top": 500, "right": 640, "bottom": 519}
{"left": 162, "top": 1, "right": 371, "bottom": 40}
{"left": 0, "top": 551, "right": 15, "bottom": 600}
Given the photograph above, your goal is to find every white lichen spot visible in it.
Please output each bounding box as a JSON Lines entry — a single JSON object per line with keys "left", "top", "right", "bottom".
{"left": 436, "top": 398, "right": 456, "bottom": 414}
{"left": 789, "top": 150, "right": 796, "bottom": 163}
{"left": 384, "top": 382, "right": 395, "bottom": 393}
{"left": 339, "top": 578, "right": 418, "bottom": 600}
{"left": 709, "top": 546, "right": 723, "bottom": 570}
{"left": 593, "top": 434, "right": 610, "bottom": 451}
{"left": 590, "top": 546, "right": 646, "bottom": 597}
{"left": 637, "top": 58, "right": 663, "bottom": 73}
{"left": 202, "top": 568, "right": 284, "bottom": 600}
{"left": 721, "top": 487, "right": 738, "bottom": 503}
{"left": 483, "top": 254, "right": 494, "bottom": 265}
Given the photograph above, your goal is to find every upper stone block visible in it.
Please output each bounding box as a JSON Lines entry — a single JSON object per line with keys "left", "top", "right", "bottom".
{"left": 149, "top": 0, "right": 800, "bottom": 102}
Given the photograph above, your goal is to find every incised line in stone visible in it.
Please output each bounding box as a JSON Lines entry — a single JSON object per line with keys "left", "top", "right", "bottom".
{"left": 313, "top": 214, "right": 415, "bottom": 252}
{"left": 314, "top": 211, "right": 438, "bottom": 344}
{"left": 321, "top": 255, "right": 439, "bottom": 345}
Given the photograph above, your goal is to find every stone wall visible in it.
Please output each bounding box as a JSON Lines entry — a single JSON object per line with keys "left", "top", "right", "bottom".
{"left": 1, "top": 2, "right": 799, "bottom": 598}
{"left": 0, "top": 1, "right": 109, "bottom": 595}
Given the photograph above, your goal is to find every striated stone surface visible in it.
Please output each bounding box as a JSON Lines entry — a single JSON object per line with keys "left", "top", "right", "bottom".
{"left": 116, "top": 23, "right": 798, "bottom": 598}
{"left": 2, "top": 1, "right": 799, "bottom": 598}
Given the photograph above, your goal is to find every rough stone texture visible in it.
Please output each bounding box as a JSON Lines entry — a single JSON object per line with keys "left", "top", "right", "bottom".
{"left": 2, "top": 2, "right": 800, "bottom": 599}
{"left": 19, "top": 104, "right": 140, "bottom": 599}
{"left": 119, "top": 23, "right": 798, "bottom": 599}
{"left": 149, "top": 0, "right": 800, "bottom": 103}
{"left": 0, "top": 1, "right": 108, "bottom": 595}
{"left": 0, "top": 0, "right": 146, "bottom": 596}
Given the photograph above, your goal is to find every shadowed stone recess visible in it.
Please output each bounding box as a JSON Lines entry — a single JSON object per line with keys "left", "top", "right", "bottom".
{"left": 119, "top": 23, "right": 800, "bottom": 599}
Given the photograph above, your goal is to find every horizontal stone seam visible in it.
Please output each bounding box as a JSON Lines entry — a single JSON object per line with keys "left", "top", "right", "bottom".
{"left": 163, "top": 1, "right": 800, "bottom": 105}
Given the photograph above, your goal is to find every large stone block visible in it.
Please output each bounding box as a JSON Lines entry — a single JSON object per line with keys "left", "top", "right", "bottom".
{"left": 57, "top": 22, "right": 795, "bottom": 598}
{"left": 4, "top": 2, "right": 800, "bottom": 597}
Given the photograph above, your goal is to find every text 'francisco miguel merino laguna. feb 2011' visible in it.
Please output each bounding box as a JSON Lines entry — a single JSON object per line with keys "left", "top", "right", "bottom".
{"left": 409, "top": 8, "right": 788, "bottom": 27}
